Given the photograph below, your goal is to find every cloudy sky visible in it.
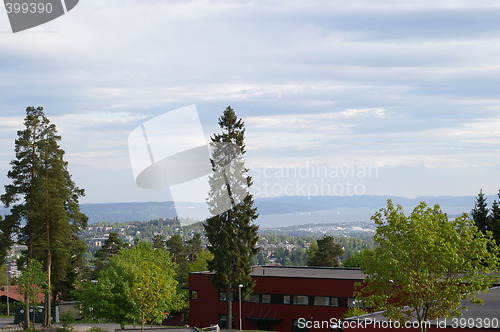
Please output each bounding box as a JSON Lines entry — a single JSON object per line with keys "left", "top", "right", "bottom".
{"left": 1, "top": 0, "right": 500, "bottom": 204}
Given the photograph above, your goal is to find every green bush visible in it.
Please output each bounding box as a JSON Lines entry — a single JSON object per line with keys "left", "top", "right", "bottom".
{"left": 60, "top": 311, "right": 76, "bottom": 324}
{"left": 341, "top": 307, "right": 369, "bottom": 319}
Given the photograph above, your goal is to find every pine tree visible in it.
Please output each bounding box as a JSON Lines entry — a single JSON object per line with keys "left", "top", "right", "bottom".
{"left": 204, "top": 106, "right": 259, "bottom": 330}
{"left": 489, "top": 191, "right": 500, "bottom": 245}
{"left": 93, "top": 232, "right": 129, "bottom": 277}
{"left": 166, "top": 234, "right": 189, "bottom": 287}
{"left": 0, "top": 107, "right": 87, "bottom": 326}
{"left": 152, "top": 234, "right": 166, "bottom": 249}
{"left": 471, "top": 189, "right": 489, "bottom": 233}
{"left": 307, "top": 235, "right": 344, "bottom": 267}
{"left": 187, "top": 233, "right": 203, "bottom": 262}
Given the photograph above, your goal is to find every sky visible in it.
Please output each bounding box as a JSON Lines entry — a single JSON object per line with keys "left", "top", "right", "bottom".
{"left": 1, "top": 0, "right": 500, "bottom": 204}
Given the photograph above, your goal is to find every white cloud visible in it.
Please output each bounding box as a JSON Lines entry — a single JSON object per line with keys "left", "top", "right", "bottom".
{"left": 1, "top": 0, "right": 500, "bottom": 202}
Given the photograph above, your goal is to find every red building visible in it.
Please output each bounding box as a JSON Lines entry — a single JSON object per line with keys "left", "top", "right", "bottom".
{"left": 189, "top": 266, "right": 366, "bottom": 331}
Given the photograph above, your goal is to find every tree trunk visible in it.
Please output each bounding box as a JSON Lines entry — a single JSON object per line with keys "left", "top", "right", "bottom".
{"left": 44, "top": 249, "right": 52, "bottom": 327}
{"left": 23, "top": 296, "right": 29, "bottom": 330}
{"left": 226, "top": 284, "right": 232, "bottom": 329}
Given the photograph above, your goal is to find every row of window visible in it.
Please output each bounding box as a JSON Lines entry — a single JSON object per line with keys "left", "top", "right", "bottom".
{"left": 191, "top": 290, "right": 359, "bottom": 308}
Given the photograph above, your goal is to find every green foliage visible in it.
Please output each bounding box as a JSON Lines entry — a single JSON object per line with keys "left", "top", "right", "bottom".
{"left": 472, "top": 189, "right": 490, "bottom": 235}
{"left": 77, "top": 242, "right": 183, "bottom": 329}
{"left": 341, "top": 307, "right": 369, "bottom": 319}
{"left": 356, "top": 200, "right": 500, "bottom": 332}
{"left": 204, "top": 106, "right": 259, "bottom": 330}
{"left": 1, "top": 107, "right": 87, "bottom": 325}
{"left": 471, "top": 189, "right": 500, "bottom": 248}
{"left": 307, "top": 235, "right": 343, "bottom": 267}
{"left": 60, "top": 311, "right": 76, "bottom": 324}
{"left": 189, "top": 249, "right": 214, "bottom": 272}
{"left": 0, "top": 264, "right": 7, "bottom": 286}
{"left": 166, "top": 235, "right": 189, "bottom": 287}
{"left": 152, "top": 234, "right": 165, "bottom": 249}
{"left": 17, "top": 259, "right": 48, "bottom": 328}
{"left": 92, "top": 232, "right": 129, "bottom": 278}
{"left": 342, "top": 250, "right": 367, "bottom": 268}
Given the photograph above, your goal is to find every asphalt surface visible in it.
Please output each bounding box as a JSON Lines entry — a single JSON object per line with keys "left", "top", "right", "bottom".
{"left": 0, "top": 317, "right": 196, "bottom": 332}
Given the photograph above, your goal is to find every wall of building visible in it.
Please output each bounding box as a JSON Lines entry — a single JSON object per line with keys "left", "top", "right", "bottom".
{"left": 189, "top": 272, "right": 362, "bottom": 331}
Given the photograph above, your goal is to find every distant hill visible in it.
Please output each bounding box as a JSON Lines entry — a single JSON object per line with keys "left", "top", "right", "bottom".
{"left": 0, "top": 195, "right": 481, "bottom": 227}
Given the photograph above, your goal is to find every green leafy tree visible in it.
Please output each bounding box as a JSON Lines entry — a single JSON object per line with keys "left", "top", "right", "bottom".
{"left": 1, "top": 107, "right": 87, "bottom": 326}
{"left": 342, "top": 250, "right": 366, "bottom": 268}
{"left": 132, "top": 262, "right": 177, "bottom": 332}
{"left": 189, "top": 249, "right": 214, "bottom": 272}
{"left": 204, "top": 106, "right": 259, "bottom": 329}
{"left": 356, "top": 200, "right": 500, "bottom": 332}
{"left": 17, "top": 259, "right": 48, "bottom": 329}
{"left": 78, "top": 242, "right": 182, "bottom": 329}
{"left": 307, "top": 235, "right": 343, "bottom": 267}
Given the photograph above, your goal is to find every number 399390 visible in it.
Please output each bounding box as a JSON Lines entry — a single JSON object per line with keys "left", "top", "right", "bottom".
{"left": 5, "top": 2, "right": 53, "bottom": 14}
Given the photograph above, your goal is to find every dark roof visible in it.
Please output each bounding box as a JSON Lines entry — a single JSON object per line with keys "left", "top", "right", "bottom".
{"left": 191, "top": 265, "right": 366, "bottom": 280}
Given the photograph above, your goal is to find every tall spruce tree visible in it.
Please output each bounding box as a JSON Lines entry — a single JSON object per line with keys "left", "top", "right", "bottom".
{"left": 489, "top": 191, "right": 500, "bottom": 245}
{"left": 471, "top": 189, "right": 489, "bottom": 233}
{"left": 204, "top": 106, "right": 259, "bottom": 329}
{"left": 0, "top": 107, "right": 87, "bottom": 326}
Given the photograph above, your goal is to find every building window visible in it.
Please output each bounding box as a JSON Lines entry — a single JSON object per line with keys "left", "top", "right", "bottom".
{"left": 293, "top": 295, "right": 308, "bottom": 305}
{"left": 283, "top": 295, "right": 291, "bottom": 304}
{"left": 190, "top": 290, "right": 198, "bottom": 300}
{"left": 219, "top": 315, "right": 234, "bottom": 329}
{"left": 293, "top": 319, "right": 310, "bottom": 332}
{"left": 246, "top": 293, "right": 259, "bottom": 303}
{"left": 219, "top": 291, "right": 234, "bottom": 301}
{"left": 330, "top": 297, "right": 340, "bottom": 307}
{"left": 262, "top": 294, "right": 271, "bottom": 303}
{"left": 314, "top": 296, "right": 329, "bottom": 306}
{"left": 347, "top": 298, "right": 357, "bottom": 307}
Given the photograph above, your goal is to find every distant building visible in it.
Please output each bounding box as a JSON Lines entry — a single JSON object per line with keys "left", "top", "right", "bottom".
{"left": 189, "top": 266, "right": 366, "bottom": 331}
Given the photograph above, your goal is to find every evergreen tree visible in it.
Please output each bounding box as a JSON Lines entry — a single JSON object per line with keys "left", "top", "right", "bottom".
{"left": 204, "top": 106, "right": 259, "bottom": 329}
{"left": 166, "top": 235, "right": 189, "bottom": 287}
{"left": 187, "top": 233, "right": 203, "bottom": 262}
{"left": 0, "top": 107, "right": 87, "bottom": 326}
{"left": 307, "top": 235, "right": 343, "bottom": 267}
{"left": 471, "top": 189, "right": 489, "bottom": 233}
{"left": 152, "top": 234, "right": 166, "bottom": 249}
{"left": 489, "top": 191, "right": 500, "bottom": 245}
{"left": 93, "top": 232, "right": 129, "bottom": 277}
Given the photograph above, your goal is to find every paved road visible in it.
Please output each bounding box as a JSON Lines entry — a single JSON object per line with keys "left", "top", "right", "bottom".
{"left": 0, "top": 317, "right": 196, "bottom": 332}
